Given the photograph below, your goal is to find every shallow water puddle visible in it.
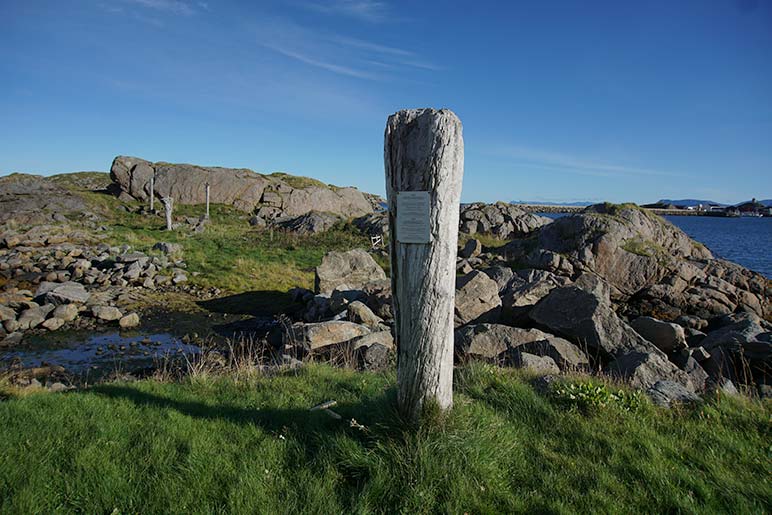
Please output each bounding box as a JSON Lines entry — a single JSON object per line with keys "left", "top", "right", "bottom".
{"left": 0, "top": 331, "right": 201, "bottom": 375}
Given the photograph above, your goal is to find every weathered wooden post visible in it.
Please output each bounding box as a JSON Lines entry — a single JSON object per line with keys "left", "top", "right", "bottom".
{"left": 149, "top": 175, "right": 155, "bottom": 212}
{"left": 384, "top": 108, "right": 464, "bottom": 423}
{"left": 162, "top": 196, "right": 174, "bottom": 231}
{"left": 205, "top": 182, "right": 210, "bottom": 219}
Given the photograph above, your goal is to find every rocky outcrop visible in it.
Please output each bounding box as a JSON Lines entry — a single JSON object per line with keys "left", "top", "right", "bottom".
{"left": 314, "top": 249, "right": 386, "bottom": 295}
{"left": 110, "top": 156, "right": 375, "bottom": 218}
{"left": 0, "top": 174, "right": 91, "bottom": 226}
{"left": 459, "top": 202, "right": 552, "bottom": 239}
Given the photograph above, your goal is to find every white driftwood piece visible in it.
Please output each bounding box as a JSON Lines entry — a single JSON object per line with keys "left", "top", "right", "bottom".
{"left": 384, "top": 108, "right": 464, "bottom": 422}
{"left": 149, "top": 175, "right": 155, "bottom": 212}
{"left": 162, "top": 196, "right": 174, "bottom": 231}
{"left": 205, "top": 183, "right": 210, "bottom": 218}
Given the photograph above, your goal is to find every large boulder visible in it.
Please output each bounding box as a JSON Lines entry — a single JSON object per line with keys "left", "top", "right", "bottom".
{"left": 35, "top": 281, "right": 90, "bottom": 305}
{"left": 285, "top": 321, "right": 371, "bottom": 350}
{"left": 630, "top": 316, "right": 688, "bottom": 353}
{"left": 529, "top": 285, "right": 661, "bottom": 359}
{"left": 314, "top": 249, "right": 387, "bottom": 295}
{"left": 454, "top": 271, "right": 502, "bottom": 327}
{"left": 607, "top": 351, "right": 693, "bottom": 391}
{"left": 110, "top": 156, "right": 374, "bottom": 218}
{"left": 454, "top": 324, "right": 553, "bottom": 360}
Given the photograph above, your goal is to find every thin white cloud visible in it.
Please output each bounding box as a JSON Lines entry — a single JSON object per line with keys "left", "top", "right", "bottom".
{"left": 491, "top": 145, "right": 683, "bottom": 178}
{"left": 255, "top": 18, "right": 440, "bottom": 80}
{"left": 125, "top": 0, "right": 196, "bottom": 16}
{"left": 302, "top": 0, "right": 389, "bottom": 22}
{"left": 263, "top": 43, "right": 380, "bottom": 80}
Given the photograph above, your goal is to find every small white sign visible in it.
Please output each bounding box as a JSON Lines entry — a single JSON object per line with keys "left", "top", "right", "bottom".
{"left": 396, "top": 191, "right": 431, "bottom": 244}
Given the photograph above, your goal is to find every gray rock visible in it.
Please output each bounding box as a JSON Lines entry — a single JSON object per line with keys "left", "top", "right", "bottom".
{"left": 481, "top": 266, "right": 515, "bottom": 293}
{"left": 517, "top": 337, "right": 589, "bottom": 370}
{"left": 356, "top": 343, "right": 391, "bottom": 371}
{"left": 510, "top": 352, "right": 560, "bottom": 374}
{"left": 314, "top": 249, "right": 386, "bottom": 295}
{"left": 459, "top": 238, "right": 482, "bottom": 259}
{"left": 454, "top": 324, "right": 555, "bottom": 360}
{"left": 274, "top": 211, "right": 340, "bottom": 234}
{"left": 41, "top": 317, "right": 65, "bottom": 331}
{"left": 646, "top": 380, "right": 701, "bottom": 408}
{"left": 349, "top": 330, "right": 394, "bottom": 350}
{"left": 286, "top": 321, "right": 371, "bottom": 350}
{"left": 346, "top": 301, "right": 383, "bottom": 329}
{"left": 152, "top": 242, "right": 182, "bottom": 256}
{"left": 0, "top": 332, "right": 23, "bottom": 347}
{"left": 248, "top": 215, "right": 266, "bottom": 227}
{"left": 119, "top": 313, "right": 140, "bottom": 328}
{"left": 92, "top": 306, "right": 123, "bottom": 321}
{"left": 630, "top": 316, "right": 688, "bottom": 353}
{"left": 53, "top": 304, "right": 79, "bottom": 322}
{"left": 36, "top": 281, "right": 90, "bottom": 305}
{"left": 17, "top": 305, "right": 53, "bottom": 330}
{"left": 530, "top": 286, "right": 660, "bottom": 358}
{"left": 0, "top": 305, "right": 16, "bottom": 322}
{"left": 454, "top": 271, "right": 501, "bottom": 327}
{"left": 606, "top": 351, "right": 693, "bottom": 391}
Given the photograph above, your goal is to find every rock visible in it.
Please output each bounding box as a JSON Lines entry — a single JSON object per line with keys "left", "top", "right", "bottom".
{"left": 0, "top": 305, "right": 16, "bottom": 322}
{"left": 501, "top": 270, "right": 565, "bottom": 325}
{"left": 328, "top": 287, "right": 367, "bottom": 314}
{"left": 682, "top": 357, "right": 710, "bottom": 393}
{"left": 356, "top": 343, "right": 391, "bottom": 371}
{"left": 173, "top": 273, "right": 188, "bottom": 284}
{"left": 110, "top": 156, "right": 374, "bottom": 217}
{"left": 91, "top": 306, "right": 123, "bottom": 321}
{"left": 510, "top": 352, "right": 560, "bottom": 374}
{"left": 517, "top": 337, "right": 589, "bottom": 370}
{"left": 349, "top": 330, "right": 394, "bottom": 350}
{"left": 119, "top": 313, "right": 140, "bottom": 328}
{"left": 17, "top": 305, "right": 53, "bottom": 330}
{"left": 314, "top": 249, "right": 386, "bottom": 295}
{"left": 41, "top": 317, "right": 65, "bottom": 331}
{"left": 346, "top": 301, "right": 383, "bottom": 329}
{"left": 286, "top": 321, "right": 371, "bottom": 350}
{"left": 248, "top": 215, "right": 266, "bottom": 227}
{"left": 0, "top": 332, "right": 23, "bottom": 347}
{"left": 481, "top": 266, "right": 514, "bottom": 293}
{"left": 530, "top": 286, "right": 660, "bottom": 358}
{"left": 52, "top": 304, "right": 79, "bottom": 322}
{"left": 0, "top": 174, "right": 88, "bottom": 226}
{"left": 454, "top": 324, "right": 556, "bottom": 360}
{"left": 606, "top": 351, "right": 693, "bottom": 391}
{"left": 152, "top": 242, "right": 182, "bottom": 256}
{"left": 274, "top": 211, "right": 341, "bottom": 234}
{"left": 459, "top": 202, "right": 552, "bottom": 239}
{"left": 459, "top": 238, "right": 482, "bottom": 259}
{"left": 35, "top": 281, "right": 90, "bottom": 305}
{"left": 646, "top": 380, "right": 701, "bottom": 408}
{"left": 630, "top": 316, "right": 688, "bottom": 353}
{"left": 454, "top": 271, "right": 501, "bottom": 327}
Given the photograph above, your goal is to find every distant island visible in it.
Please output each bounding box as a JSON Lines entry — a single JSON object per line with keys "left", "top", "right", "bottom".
{"left": 511, "top": 198, "right": 772, "bottom": 217}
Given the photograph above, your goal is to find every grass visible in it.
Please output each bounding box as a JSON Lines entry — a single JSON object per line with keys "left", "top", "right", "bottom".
{"left": 0, "top": 363, "right": 769, "bottom": 514}
{"left": 74, "top": 192, "right": 374, "bottom": 294}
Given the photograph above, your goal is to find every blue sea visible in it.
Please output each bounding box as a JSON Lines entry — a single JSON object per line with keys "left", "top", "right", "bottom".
{"left": 540, "top": 214, "right": 771, "bottom": 278}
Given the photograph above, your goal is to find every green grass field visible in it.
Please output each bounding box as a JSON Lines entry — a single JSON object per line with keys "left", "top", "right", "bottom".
{"left": 1, "top": 364, "right": 769, "bottom": 514}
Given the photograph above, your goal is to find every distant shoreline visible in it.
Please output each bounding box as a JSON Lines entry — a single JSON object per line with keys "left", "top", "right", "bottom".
{"left": 514, "top": 204, "right": 769, "bottom": 217}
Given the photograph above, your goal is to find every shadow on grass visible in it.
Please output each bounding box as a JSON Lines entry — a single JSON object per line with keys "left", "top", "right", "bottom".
{"left": 198, "top": 290, "right": 299, "bottom": 316}
{"left": 90, "top": 378, "right": 406, "bottom": 448}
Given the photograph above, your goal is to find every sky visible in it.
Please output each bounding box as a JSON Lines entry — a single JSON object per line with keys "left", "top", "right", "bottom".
{"left": 1, "top": 0, "right": 771, "bottom": 204}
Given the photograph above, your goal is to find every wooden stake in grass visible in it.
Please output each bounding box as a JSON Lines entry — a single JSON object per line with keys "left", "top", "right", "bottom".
{"left": 162, "top": 196, "right": 174, "bottom": 231}
{"left": 205, "top": 182, "right": 210, "bottom": 219}
{"left": 149, "top": 175, "right": 155, "bottom": 213}
{"left": 384, "top": 108, "right": 464, "bottom": 423}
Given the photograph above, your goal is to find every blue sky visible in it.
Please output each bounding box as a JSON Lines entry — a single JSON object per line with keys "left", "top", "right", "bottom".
{"left": 1, "top": 0, "right": 771, "bottom": 204}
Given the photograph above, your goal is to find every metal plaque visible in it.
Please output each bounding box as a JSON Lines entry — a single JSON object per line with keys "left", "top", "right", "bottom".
{"left": 396, "top": 191, "right": 431, "bottom": 244}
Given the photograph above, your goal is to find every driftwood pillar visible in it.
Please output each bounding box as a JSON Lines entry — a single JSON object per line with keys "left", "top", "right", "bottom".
{"left": 149, "top": 175, "right": 155, "bottom": 212}
{"left": 162, "top": 196, "right": 174, "bottom": 231}
{"left": 205, "top": 182, "right": 210, "bottom": 218}
{"left": 384, "top": 108, "right": 464, "bottom": 422}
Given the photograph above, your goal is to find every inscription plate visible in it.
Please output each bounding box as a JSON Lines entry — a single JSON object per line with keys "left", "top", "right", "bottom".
{"left": 396, "top": 191, "right": 431, "bottom": 244}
